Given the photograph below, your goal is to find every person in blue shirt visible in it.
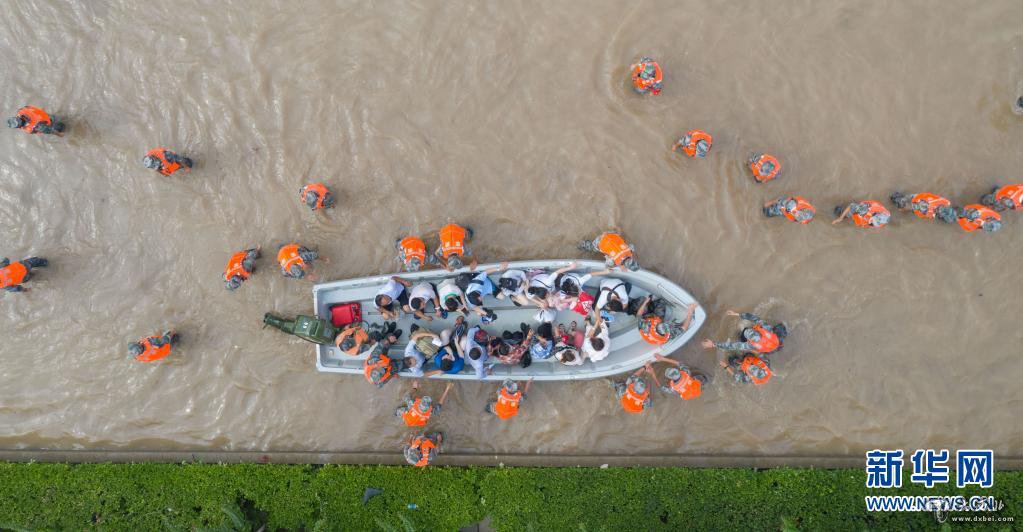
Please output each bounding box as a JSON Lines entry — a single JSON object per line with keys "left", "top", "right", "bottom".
{"left": 456, "top": 325, "right": 492, "bottom": 380}
{"left": 430, "top": 347, "right": 465, "bottom": 375}
{"left": 526, "top": 322, "right": 555, "bottom": 361}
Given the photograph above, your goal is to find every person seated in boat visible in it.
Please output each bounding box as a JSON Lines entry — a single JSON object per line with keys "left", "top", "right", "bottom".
{"left": 956, "top": 204, "right": 1002, "bottom": 233}
{"left": 526, "top": 322, "right": 556, "bottom": 361}
{"left": 551, "top": 269, "right": 601, "bottom": 316}
{"left": 364, "top": 352, "right": 400, "bottom": 388}
{"left": 396, "top": 381, "right": 453, "bottom": 427}
{"left": 459, "top": 262, "right": 508, "bottom": 322}
{"left": 223, "top": 247, "right": 261, "bottom": 291}
{"left": 553, "top": 340, "right": 584, "bottom": 366}
{"left": 701, "top": 310, "right": 787, "bottom": 356}
{"left": 433, "top": 223, "right": 477, "bottom": 271}
{"left": 579, "top": 232, "right": 639, "bottom": 272}
{"left": 455, "top": 325, "right": 492, "bottom": 380}
{"left": 525, "top": 262, "right": 579, "bottom": 306}
{"left": 594, "top": 276, "right": 630, "bottom": 314}
{"left": 436, "top": 276, "right": 468, "bottom": 316}
{"left": 395, "top": 236, "right": 437, "bottom": 272}
{"left": 614, "top": 367, "right": 653, "bottom": 414}
{"left": 129, "top": 331, "right": 180, "bottom": 362}
{"left": 747, "top": 153, "right": 781, "bottom": 183}
{"left": 334, "top": 321, "right": 401, "bottom": 356}
{"left": 143, "top": 147, "right": 193, "bottom": 176}
{"left": 1, "top": 256, "right": 48, "bottom": 293}
{"left": 431, "top": 346, "right": 465, "bottom": 375}
{"left": 406, "top": 281, "right": 443, "bottom": 321}
{"left": 981, "top": 184, "right": 1023, "bottom": 212}
{"left": 636, "top": 298, "right": 697, "bottom": 346}
{"left": 495, "top": 268, "right": 532, "bottom": 306}
{"left": 277, "top": 243, "right": 319, "bottom": 280}
{"left": 492, "top": 323, "right": 530, "bottom": 366}
{"left": 763, "top": 196, "right": 816, "bottom": 225}
{"left": 832, "top": 200, "right": 890, "bottom": 229}
{"left": 404, "top": 326, "right": 444, "bottom": 378}
{"left": 581, "top": 312, "right": 610, "bottom": 362}
{"left": 721, "top": 353, "right": 773, "bottom": 385}
{"left": 889, "top": 191, "right": 955, "bottom": 223}
{"left": 404, "top": 431, "right": 443, "bottom": 467}
{"left": 8, "top": 105, "right": 65, "bottom": 135}
{"left": 299, "top": 182, "right": 335, "bottom": 210}
{"left": 375, "top": 276, "right": 411, "bottom": 320}
{"left": 630, "top": 57, "right": 663, "bottom": 95}
{"left": 649, "top": 354, "right": 706, "bottom": 400}
{"left": 487, "top": 379, "right": 532, "bottom": 420}
{"left": 672, "top": 129, "right": 713, "bottom": 158}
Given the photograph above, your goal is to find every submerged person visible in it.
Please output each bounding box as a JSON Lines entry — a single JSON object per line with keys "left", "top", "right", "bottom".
{"left": 614, "top": 366, "right": 653, "bottom": 414}
{"left": 129, "top": 331, "right": 180, "bottom": 363}
{"left": 143, "top": 148, "right": 193, "bottom": 176}
{"left": 956, "top": 204, "right": 1002, "bottom": 233}
{"left": 223, "top": 247, "right": 261, "bottom": 291}
{"left": 299, "top": 182, "right": 335, "bottom": 210}
{"left": 981, "top": 184, "right": 1023, "bottom": 212}
{"left": 487, "top": 378, "right": 533, "bottom": 420}
{"left": 630, "top": 57, "right": 663, "bottom": 95}
{"left": 672, "top": 129, "right": 713, "bottom": 158}
{"left": 721, "top": 353, "right": 773, "bottom": 386}
{"left": 434, "top": 223, "right": 476, "bottom": 271}
{"left": 7, "top": 106, "right": 65, "bottom": 135}
{"left": 763, "top": 196, "right": 816, "bottom": 225}
{"left": 701, "top": 310, "right": 787, "bottom": 356}
{"left": 334, "top": 321, "right": 401, "bottom": 356}
{"left": 0, "top": 256, "right": 48, "bottom": 293}
{"left": 277, "top": 243, "right": 319, "bottom": 279}
{"left": 396, "top": 382, "right": 453, "bottom": 427}
{"left": 832, "top": 200, "right": 890, "bottom": 229}
{"left": 650, "top": 354, "right": 706, "bottom": 400}
{"left": 580, "top": 232, "right": 639, "bottom": 272}
{"left": 403, "top": 431, "right": 443, "bottom": 467}
{"left": 748, "top": 153, "right": 781, "bottom": 183}
{"left": 636, "top": 298, "right": 697, "bottom": 346}
{"left": 395, "top": 235, "right": 437, "bottom": 272}
{"left": 889, "top": 191, "right": 955, "bottom": 223}
{"left": 375, "top": 276, "right": 411, "bottom": 320}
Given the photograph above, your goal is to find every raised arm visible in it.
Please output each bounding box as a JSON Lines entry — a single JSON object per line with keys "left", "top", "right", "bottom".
{"left": 680, "top": 303, "right": 698, "bottom": 330}
{"left": 391, "top": 276, "right": 413, "bottom": 287}
{"left": 439, "top": 382, "right": 454, "bottom": 405}
{"left": 483, "top": 261, "right": 509, "bottom": 275}
{"left": 551, "top": 261, "right": 579, "bottom": 277}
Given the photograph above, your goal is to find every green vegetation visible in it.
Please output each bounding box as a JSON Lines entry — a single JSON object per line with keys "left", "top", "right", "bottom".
{"left": 0, "top": 463, "right": 1018, "bottom": 530}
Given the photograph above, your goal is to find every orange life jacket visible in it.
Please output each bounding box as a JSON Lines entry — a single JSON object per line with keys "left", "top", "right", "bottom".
{"left": 669, "top": 372, "right": 702, "bottom": 400}
{"left": 639, "top": 315, "right": 670, "bottom": 345}
{"left": 680, "top": 130, "right": 712, "bottom": 157}
{"left": 631, "top": 61, "right": 663, "bottom": 94}
{"left": 749, "top": 154, "right": 781, "bottom": 183}
{"left": 146, "top": 148, "right": 183, "bottom": 176}
{"left": 910, "top": 193, "right": 951, "bottom": 219}
{"left": 741, "top": 355, "right": 773, "bottom": 385}
{"left": 363, "top": 354, "right": 394, "bottom": 384}
{"left": 494, "top": 388, "right": 522, "bottom": 420}
{"left": 620, "top": 382, "right": 649, "bottom": 413}
{"left": 401, "top": 398, "right": 433, "bottom": 427}
{"left": 409, "top": 436, "right": 437, "bottom": 467}
{"left": 135, "top": 336, "right": 172, "bottom": 363}
{"left": 277, "top": 244, "right": 305, "bottom": 274}
{"left": 851, "top": 201, "right": 890, "bottom": 228}
{"left": 300, "top": 183, "right": 331, "bottom": 209}
{"left": 782, "top": 196, "right": 815, "bottom": 224}
{"left": 596, "top": 232, "right": 633, "bottom": 267}
{"left": 16, "top": 106, "right": 52, "bottom": 133}
{"left": 223, "top": 251, "right": 251, "bottom": 282}
{"left": 748, "top": 324, "right": 780, "bottom": 354}
{"left": 957, "top": 204, "right": 1001, "bottom": 232}
{"left": 0, "top": 261, "right": 28, "bottom": 289}
{"left": 995, "top": 185, "right": 1023, "bottom": 210}
{"left": 438, "top": 224, "right": 467, "bottom": 258}
{"left": 335, "top": 327, "right": 370, "bottom": 355}
{"left": 399, "top": 236, "right": 427, "bottom": 266}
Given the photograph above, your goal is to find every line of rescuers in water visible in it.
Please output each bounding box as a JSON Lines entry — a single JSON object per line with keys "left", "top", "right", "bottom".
{"left": 630, "top": 60, "right": 1017, "bottom": 234}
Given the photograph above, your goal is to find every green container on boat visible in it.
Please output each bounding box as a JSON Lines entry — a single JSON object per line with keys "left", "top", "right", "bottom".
{"left": 263, "top": 313, "right": 338, "bottom": 345}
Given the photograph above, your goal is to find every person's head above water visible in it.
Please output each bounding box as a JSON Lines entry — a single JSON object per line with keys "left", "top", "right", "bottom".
{"left": 621, "top": 256, "right": 639, "bottom": 272}
{"left": 935, "top": 205, "right": 957, "bottom": 224}
{"left": 446, "top": 255, "right": 463, "bottom": 270}
{"left": 502, "top": 379, "right": 518, "bottom": 393}
{"left": 127, "top": 341, "right": 144, "bottom": 356}
{"left": 142, "top": 155, "right": 161, "bottom": 169}
{"left": 288, "top": 264, "right": 305, "bottom": 278}
{"left": 665, "top": 366, "right": 682, "bottom": 381}
{"left": 405, "top": 257, "right": 422, "bottom": 272}
{"left": 694, "top": 139, "right": 710, "bottom": 158}
{"left": 304, "top": 191, "right": 319, "bottom": 208}
{"left": 631, "top": 377, "right": 647, "bottom": 394}
{"left": 225, "top": 275, "right": 243, "bottom": 290}
{"left": 6, "top": 116, "right": 26, "bottom": 129}
{"left": 742, "top": 327, "right": 762, "bottom": 343}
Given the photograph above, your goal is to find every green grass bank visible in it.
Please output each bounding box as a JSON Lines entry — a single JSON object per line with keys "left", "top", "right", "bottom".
{"left": 0, "top": 463, "right": 1018, "bottom": 530}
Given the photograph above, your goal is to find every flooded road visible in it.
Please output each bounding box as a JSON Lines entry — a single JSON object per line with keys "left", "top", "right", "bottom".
{"left": 1, "top": 0, "right": 1022, "bottom": 459}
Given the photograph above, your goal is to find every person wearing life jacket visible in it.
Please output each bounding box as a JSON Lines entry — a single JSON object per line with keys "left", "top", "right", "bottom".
{"left": 128, "top": 331, "right": 180, "bottom": 363}
{"left": 277, "top": 243, "right": 319, "bottom": 279}
{"left": 143, "top": 148, "right": 193, "bottom": 176}
{"left": 721, "top": 353, "right": 773, "bottom": 385}
{"left": 832, "top": 200, "right": 891, "bottom": 229}
{"left": 614, "top": 367, "right": 653, "bottom": 414}
{"left": 889, "top": 191, "right": 956, "bottom": 223}
{"left": 394, "top": 235, "right": 437, "bottom": 272}
{"left": 7, "top": 106, "right": 65, "bottom": 135}
{"left": 630, "top": 57, "right": 663, "bottom": 95}
{"left": 363, "top": 352, "right": 400, "bottom": 388}
{"left": 579, "top": 232, "right": 639, "bottom": 272}
{"left": 223, "top": 247, "right": 261, "bottom": 291}
{"left": 299, "top": 182, "right": 335, "bottom": 210}
{"left": 335, "top": 321, "right": 401, "bottom": 356}
{"left": 396, "top": 382, "right": 453, "bottom": 427}
{"left": 649, "top": 354, "right": 706, "bottom": 401}
{"left": 763, "top": 196, "right": 816, "bottom": 225}
{"left": 672, "top": 130, "right": 713, "bottom": 158}
{"left": 403, "top": 431, "right": 443, "bottom": 467}
{"left": 702, "top": 310, "right": 787, "bottom": 356}
{"left": 433, "top": 223, "right": 476, "bottom": 271}
{"left": 982, "top": 184, "right": 1023, "bottom": 212}
{"left": 956, "top": 204, "right": 1002, "bottom": 233}
{"left": 486, "top": 378, "right": 533, "bottom": 420}
{"left": 636, "top": 298, "right": 697, "bottom": 346}
{"left": 0, "top": 256, "right": 48, "bottom": 293}
{"left": 747, "top": 153, "right": 781, "bottom": 183}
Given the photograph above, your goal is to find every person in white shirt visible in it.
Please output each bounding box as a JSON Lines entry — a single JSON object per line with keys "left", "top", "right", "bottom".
{"left": 407, "top": 281, "right": 442, "bottom": 321}
{"left": 581, "top": 312, "right": 610, "bottom": 362}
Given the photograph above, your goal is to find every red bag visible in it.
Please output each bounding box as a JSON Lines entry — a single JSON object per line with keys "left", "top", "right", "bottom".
{"left": 329, "top": 302, "right": 362, "bottom": 327}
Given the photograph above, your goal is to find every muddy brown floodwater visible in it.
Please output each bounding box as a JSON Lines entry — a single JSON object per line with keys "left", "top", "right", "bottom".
{"left": 1, "top": 0, "right": 1022, "bottom": 461}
